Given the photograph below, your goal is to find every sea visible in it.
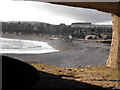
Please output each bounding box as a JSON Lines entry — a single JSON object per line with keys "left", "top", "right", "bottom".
{"left": 0, "top": 37, "right": 59, "bottom": 54}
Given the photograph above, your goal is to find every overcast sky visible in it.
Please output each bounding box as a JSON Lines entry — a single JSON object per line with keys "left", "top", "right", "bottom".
{"left": 0, "top": 0, "right": 112, "bottom": 25}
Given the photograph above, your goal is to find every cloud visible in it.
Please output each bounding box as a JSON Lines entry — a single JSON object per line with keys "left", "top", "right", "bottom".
{"left": 0, "top": 1, "right": 112, "bottom": 25}
{"left": 52, "top": 4, "right": 111, "bottom": 24}
{"left": 32, "top": 2, "right": 112, "bottom": 24}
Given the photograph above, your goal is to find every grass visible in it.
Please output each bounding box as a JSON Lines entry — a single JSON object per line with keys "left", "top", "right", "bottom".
{"left": 28, "top": 62, "right": 120, "bottom": 89}
{"left": 74, "top": 65, "right": 119, "bottom": 80}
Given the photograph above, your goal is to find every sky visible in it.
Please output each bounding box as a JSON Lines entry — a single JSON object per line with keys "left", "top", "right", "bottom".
{"left": 0, "top": 0, "right": 112, "bottom": 25}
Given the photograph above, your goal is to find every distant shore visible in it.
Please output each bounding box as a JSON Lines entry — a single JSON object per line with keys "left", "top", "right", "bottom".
{"left": 3, "top": 34, "right": 110, "bottom": 68}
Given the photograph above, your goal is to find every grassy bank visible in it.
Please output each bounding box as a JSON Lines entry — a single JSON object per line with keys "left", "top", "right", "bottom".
{"left": 28, "top": 62, "right": 120, "bottom": 89}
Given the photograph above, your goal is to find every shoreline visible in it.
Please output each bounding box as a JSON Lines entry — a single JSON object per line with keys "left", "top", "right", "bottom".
{"left": 2, "top": 34, "right": 110, "bottom": 68}
{"left": 2, "top": 33, "right": 111, "bottom": 51}
{"left": 0, "top": 37, "right": 59, "bottom": 54}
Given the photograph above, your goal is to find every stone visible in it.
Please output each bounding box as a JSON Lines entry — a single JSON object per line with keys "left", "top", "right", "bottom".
{"left": 106, "top": 14, "right": 120, "bottom": 68}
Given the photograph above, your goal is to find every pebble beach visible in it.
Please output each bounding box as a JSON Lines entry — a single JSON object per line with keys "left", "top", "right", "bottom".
{"left": 2, "top": 34, "right": 110, "bottom": 68}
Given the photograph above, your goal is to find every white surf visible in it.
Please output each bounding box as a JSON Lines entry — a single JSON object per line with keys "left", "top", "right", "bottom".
{"left": 0, "top": 37, "right": 59, "bottom": 54}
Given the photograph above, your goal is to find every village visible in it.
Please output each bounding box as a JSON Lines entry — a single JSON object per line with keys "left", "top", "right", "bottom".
{"left": 2, "top": 21, "right": 112, "bottom": 43}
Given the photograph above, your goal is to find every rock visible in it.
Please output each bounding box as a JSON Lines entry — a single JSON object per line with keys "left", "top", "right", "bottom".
{"left": 2, "top": 56, "right": 40, "bottom": 88}
{"left": 67, "top": 69, "right": 72, "bottom": 71}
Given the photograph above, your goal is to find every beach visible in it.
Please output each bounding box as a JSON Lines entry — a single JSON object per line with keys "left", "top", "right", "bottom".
{"left": 2, "top": 34, "right": 110, "bottom": 68}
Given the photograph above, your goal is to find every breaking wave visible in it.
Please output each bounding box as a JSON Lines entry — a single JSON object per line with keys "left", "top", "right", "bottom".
{"left": 0, "top": 37, "right": 59, "bottom": 54}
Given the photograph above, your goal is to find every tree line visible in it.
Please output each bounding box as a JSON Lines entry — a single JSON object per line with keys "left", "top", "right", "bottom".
{"left": 2, "top": 21, "right": 112, "bottom": 39}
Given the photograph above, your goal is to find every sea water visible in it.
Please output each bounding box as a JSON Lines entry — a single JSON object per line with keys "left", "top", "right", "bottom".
{"left": 0, "top": 37, "right": 59, "bottom": 54}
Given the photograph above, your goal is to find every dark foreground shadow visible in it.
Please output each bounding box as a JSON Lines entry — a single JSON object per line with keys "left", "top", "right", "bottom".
{"left": 2, "top": 56, "right": 113, "bottom": 90}
{"left": 31, "top": 71, "right": 110, "bottom": 90}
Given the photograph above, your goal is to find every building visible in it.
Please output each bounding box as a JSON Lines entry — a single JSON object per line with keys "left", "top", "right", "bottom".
{"left": 71, "top": 22, "right": 91, "bottom": 27}
{"left": 71, "top": 22, "right": 111, "bottom": 28}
